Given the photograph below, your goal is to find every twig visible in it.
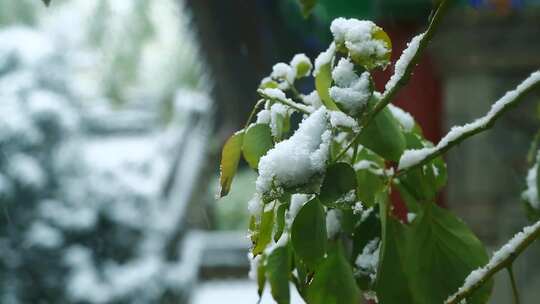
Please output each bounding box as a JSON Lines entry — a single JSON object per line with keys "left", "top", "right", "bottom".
{"left": 257, "top": 89, "right": 312, "bottom": 114}
{"left": 334, "top": 0, "right": 451, "bottom": 161}
{"left": 507, "top": 266, "right": 521, "bottom": 304}
{"left": 445, "top": 219, "right": 540, "bottom": 304}
{"left": 243, "top": 99, "right": 265, "bottom": 130}
{"left": 397, "top": 71, "right": 540, "bottom": 175}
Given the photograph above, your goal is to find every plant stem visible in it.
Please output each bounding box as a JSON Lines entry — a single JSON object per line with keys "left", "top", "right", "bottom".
{"left": 334, "top": 0, "right": 451, "bottom": 161}
{"left": 446, "top": 220, "right": 540, "bottom": 304}
{"left": 257, "top": 89, "right": 312, "bottom": 114}
{"left": 243, "top": 99, "right": 264, "bottom": 130}
{"left": 507, "top": 266, "right": 521, "bottom": 304}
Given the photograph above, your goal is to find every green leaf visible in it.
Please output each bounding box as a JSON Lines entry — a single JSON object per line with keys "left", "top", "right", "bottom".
{"left": 398, "top": 133, "right": 447, "bottom": 201}
{"left": 306, "top": 241, "right": 362, "bottom": 304}
{"left": 298, "top": 0, "right": 317, "bottom": 18}
{"left": 267, "top": 245, "right": 291, "bottom": 304}
{"left": 218, "top": 131, "right": 244, "bottom": 197}
{"left": 403, "top": 204, "right": 493, "bottom": 304}
{"left": 291, "top": 198, "right": 327, "bottom": 269}
{"left": 320, "top": 163, "right": 357, "bottom": 207}
{"left": 274, "top": 203, "right": 288, "bottom": 242}
{"left": 256, "top": 255, "right": 267, "bottom": 297}
{"left": 358, "top": 106, "right": 406, "bottom": 161}
{"left": 253, "top": 207, "right": 275, "bottom": 255}
{"left": 376, "top": 194, "right": 414, "bottom": 304}
{"left": 242, "top": 124, "right": 273, "bottom": 169}
{"left": 356, "top": 168, "right": 385, "bottom": 208}
{"left": 315, "top": 62, "right": 339, "bottom": 111}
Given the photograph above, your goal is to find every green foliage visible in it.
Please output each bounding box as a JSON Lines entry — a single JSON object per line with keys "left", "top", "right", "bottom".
{"left": 403, "top": 203, "right": 492, "bottom": 304}
{"left": 243, "top": 124, "right": 273, "bottom": 169}
{"left": 291, "top": 198, "right": 327, "bottom": 269}
{"left": 217, "top": 0, "right": 540, "bottom": 302}
{"left": 315, "top": 62, "right": 339, "bottom": 110}
{"left": 306, "top": 241, "right": 361, "bottom": 304}
{"left": 218, "top": 132, "right": 243, "bottom": 197}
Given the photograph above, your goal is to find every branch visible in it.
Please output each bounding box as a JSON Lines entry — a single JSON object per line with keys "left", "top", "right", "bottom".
{"left": 397, "top": 71, "right": 540, "bottom": 173}
{"left": 257, "top": 89, "right": 313, "bottom": 114}
{"left": 445, "top": 219, "right": 540, "bottom": 304}
{"left": 335, "top": 0, "right": 452, "bottom": 161}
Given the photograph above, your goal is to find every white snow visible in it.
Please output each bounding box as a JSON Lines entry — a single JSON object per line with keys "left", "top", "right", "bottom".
{"left": 384, "top": 33, "right": 425, "bottom": 94}
{"left": 352, "top": 201, "right": 365, "bottom": 215}
{"left": 256, "top": 109, "right": 271, "bottom": 124}
{"left": 247, "top": 194, "right": 264, "bottom": 218}
{"left": 271, "top": 62, "right": 295, "bottom": 84}
{"left": 290, "top": 53, "right": 312, "bottom": 78}
{"left": 355, "top": 238, "right": 380, "bottom": 282}
{"left": 329, "top": 69, "right": 371, "bottom": 115}
{"left": 25, "top": 221, "right": 64, "bottom": 248}
{"left": 388, "top": 104, "right": 415, "bottom": 132}
{"left": 256, "top": 108, "right": 330, "bottom": 194}
{"left": 313, "top": 43, "right": 336, "bottom": 76}
{"left": 330, "top": 18, "right": 388, "bottom": 64}
{"left": 399, "top": 71, "right": 540, "bottom": 170}
{"left": 192, "top": 280, "right": 305, "bottom": 304}
{"left": 262, "top": 88, "right": 287, "bottom": 100}
{"left": 7, "top": 153, "right": 46, "bottom": 190}
{"left": 326, "top": 209, "right": 342, "bottom": 238}
{"left": 522, "top": 152, "right": 540, "bottom": 210}
{"left": 446, "top": 220, "right": 540, "bottom": 304}
{"left": 302, "top": 91, "right": 323, "bottom": 109}
{"left": 329, "top": 110, "right": 359, "bottom": 131}
{"left": 270, "top": 103, "right": 291, "bottom": 137}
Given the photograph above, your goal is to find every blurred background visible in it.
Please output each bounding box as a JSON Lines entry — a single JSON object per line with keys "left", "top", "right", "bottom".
{"left": 0, "top": 0, "right": 539, "bottom": 303}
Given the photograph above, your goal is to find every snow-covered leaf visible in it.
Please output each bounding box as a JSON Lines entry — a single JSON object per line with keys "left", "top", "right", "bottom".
{"left": 242, "top": 124, "right": 273, "bottom": 169}
{"left": 291, "top": 198, "right": 327, "bottom": 269}
{"left": 218, "top": 131, "right": 244, "bottom": 197}
{"left": 274, "top": 202, "right": 288, "bottom": 242}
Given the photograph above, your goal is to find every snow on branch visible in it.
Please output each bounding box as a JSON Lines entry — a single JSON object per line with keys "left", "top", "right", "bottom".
{"left": 257, "top": 88, "right": 313, "bottom": 114}
{"left": 398, "top": 71, "right": 540, "bottom": 171}
{"left": 445, "top": 219, "right": 540, "bottom": 304}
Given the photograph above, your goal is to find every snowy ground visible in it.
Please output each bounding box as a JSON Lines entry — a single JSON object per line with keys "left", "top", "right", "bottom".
{"left": 191, "top": 280, "right": 305, "bottom": 304}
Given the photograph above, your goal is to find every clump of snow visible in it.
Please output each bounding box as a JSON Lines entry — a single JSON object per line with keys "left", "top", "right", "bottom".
{"left": 384, "top": 33, "right": 425, "bottom": 94}
{"left": 330, "top": 18, "right": 388, "bottom": 65}
{"left": 329, "top": 58, "right": 371, "bottom": 114}
{"left": 399, "top": 71, "right": 540, "bottom": 171}
{"left": 262, "top": 88, "right": 287, "bottom": 100}
{"left": 303, "top": 91, "right": 323, "bottom": 109}
{"left": 25, "top": 221, "right": 64, "bottom": 248}
{"left": 355, "top": 238, "right": 380, "bottom": 282}
{"left": 407, "top": 213, "right": 417, "bottom": 223}
{"left": 352, "top": 201, "right": 364, "bottom": 215}
{"left": 326, "top": 209, "right": 342, "bottom": 238}
{"left": 256, "top": 109, "right": 271, "bottom": 124}
{"left": 247, "top": 253, "right": 262, "bottom": 281}
{"left": 446, "top": 220, "right": 540, "bottom": 304}
{"left": 7, "top": 153, "right": 46, "bottom": 190}
{"left": 313, "top": 43, "right": 336, "bottom": 76}
{"left": 388, "top": 104, "right": 415, "bottom": 132}
{"left": 247, "top": 194, "right": 264, "bottom": 218}
{"left": 264, "top": 231, "right": 289, "bottom": 255}
{"left": 290, "top": 53, "right": 312, "bottom": 78}
{"left": 256, "top": 108, "right": 331, "bottom": 194}
{"left": 329, "top": 110, "right": 359, "bottom": 131}
{"left": 271, "top": 62, "right": 295, "bottom": 84}
{"left": 269, "top": 103, "right": 291, "bottom": 137}
{"left": 522, "top": 152, "right": 540, "bottom": 210}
